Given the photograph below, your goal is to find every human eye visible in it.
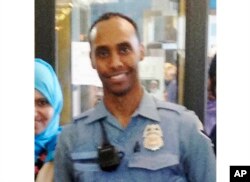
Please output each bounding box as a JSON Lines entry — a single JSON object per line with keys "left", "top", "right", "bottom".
{"left": 95, "top": 47, "right": 109, "bottom": 58}
{"left": 118, "top": 44, "right": 131, "bottom": 55}
{"left": 36, "top": 98, "right": 50, "bottom": 107}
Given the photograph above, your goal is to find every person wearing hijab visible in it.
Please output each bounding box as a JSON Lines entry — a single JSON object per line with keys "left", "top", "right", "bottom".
{"left": 35, "top": 58, "right": 63, "bottom": 181}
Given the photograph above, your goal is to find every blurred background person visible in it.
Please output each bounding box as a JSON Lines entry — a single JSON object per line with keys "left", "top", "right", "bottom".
{"left": 35, "top": 58, "right": 63, "bottom": 181}
{"left": 89, "top": 86, "right": 104, "bottom": 107}
{"left": 164, "top": 62, "right": 177, "bottom": 103}
{"left": 164, "top": 16, "right": 177, "bottom": 42}
{"left": 148, "top": 79, "right": 162, "bottom": 100}
{"left": 204, "top": 54, "right": 216, "bottom": 154}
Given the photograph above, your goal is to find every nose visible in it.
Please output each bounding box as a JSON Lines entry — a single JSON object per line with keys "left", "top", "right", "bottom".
{"left": 35, "top": 106, "right": 40, "bottom": 120}
{"left": 110, "top": 53, "right": 123, "bottom": 70}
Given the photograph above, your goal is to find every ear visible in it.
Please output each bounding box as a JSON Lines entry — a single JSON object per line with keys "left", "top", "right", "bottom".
{"left": 89, "top": 51, "right": 96, "bottom": 69}
{"left": 139, "top": 43, "right": 145, "bottom": 61}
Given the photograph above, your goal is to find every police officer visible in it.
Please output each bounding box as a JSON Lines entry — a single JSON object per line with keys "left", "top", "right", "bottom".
{"left": 55, "top": 12, "right": 216, "bottom": 182}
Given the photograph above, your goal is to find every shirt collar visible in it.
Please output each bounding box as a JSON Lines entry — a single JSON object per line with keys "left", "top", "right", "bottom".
{"left": 85, "top": 101, "right": 108, "bottom": 124}
{"left": 85, "top": 90, "right": 161, "bottom": 124}
{"left": 132, "top": 91, "right": 161, "bottom": 122}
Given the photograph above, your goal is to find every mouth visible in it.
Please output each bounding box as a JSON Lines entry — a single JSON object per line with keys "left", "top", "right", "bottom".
{"left": 35, "top": 120, "right": 43, "bottom": 124}
{"left": 108, "top": 72, "right": 128, "bottom": 82}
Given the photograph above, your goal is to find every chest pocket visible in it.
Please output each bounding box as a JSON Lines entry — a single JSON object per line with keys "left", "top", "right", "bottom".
{"left": 71, "top": 151, "right": 101, "bottom": 181}
{"left": 128, "top": 152, "right": 187, "bottom": 182}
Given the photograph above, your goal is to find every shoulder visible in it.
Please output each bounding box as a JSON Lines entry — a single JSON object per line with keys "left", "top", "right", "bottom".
{"left": 154, "top": 99, "right": 203, "bottom": 130}
{"left": 60, "top": 108, "right": 96, "bottom": 132}
{"left": 72, "top": 108, "right": 95, "bottom": 124}
{"left": 58, "top": 108, "right": 99, "bottom": 142}
{"left": 155, "top": 99, "right": 186, "bottom": 114}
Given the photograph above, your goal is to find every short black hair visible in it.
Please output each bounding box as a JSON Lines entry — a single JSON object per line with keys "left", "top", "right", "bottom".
{"left": 88, "top": 12, "right": 140, "bottom": 43}
{"left": 209, "top": 54, "right": 216, "bottom": 98}
{"left": 209, "top": 54, "right": 216, "bottom": 79}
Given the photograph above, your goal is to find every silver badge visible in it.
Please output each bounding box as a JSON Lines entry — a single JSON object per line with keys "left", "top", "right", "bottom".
{"left": 143, "top": 124, "right": 164, "bottom": 151}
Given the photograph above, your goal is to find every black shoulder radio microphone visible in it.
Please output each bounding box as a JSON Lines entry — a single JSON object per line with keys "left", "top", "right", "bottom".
{"left": 98, "top": 121, "right": 124, "bottom": 172}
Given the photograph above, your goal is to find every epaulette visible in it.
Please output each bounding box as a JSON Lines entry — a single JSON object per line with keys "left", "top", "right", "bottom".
{"left": 73, "top": 108, "right": 94, "bottom": 123}
{"left": 154, "top": 98, "right": 187, "bottom": 115}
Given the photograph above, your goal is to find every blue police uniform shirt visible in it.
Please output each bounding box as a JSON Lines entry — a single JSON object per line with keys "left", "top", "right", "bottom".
{"left": 55, "top": 91, "right": 216, "bottom": 182}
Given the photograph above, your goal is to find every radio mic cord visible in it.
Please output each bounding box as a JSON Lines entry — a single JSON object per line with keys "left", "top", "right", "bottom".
{"left": 98, "top": 120, "right": 124, "bottom": 172}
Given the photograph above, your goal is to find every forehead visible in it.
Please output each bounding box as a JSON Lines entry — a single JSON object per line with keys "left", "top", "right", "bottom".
{"left": 35, "top": 89, "right": 45, "bottom": 99}
{"left": 90, "top": 17, "right": 137, "bottom": 45}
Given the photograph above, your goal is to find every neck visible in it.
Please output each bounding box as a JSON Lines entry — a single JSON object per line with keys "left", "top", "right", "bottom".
{"left": 103, "top": 85, "right": 143, "bottom": 128}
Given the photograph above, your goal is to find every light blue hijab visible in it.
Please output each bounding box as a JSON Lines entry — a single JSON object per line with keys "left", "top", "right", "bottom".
{"left": 35, "top": 58, "right": 63, "bottom": 162}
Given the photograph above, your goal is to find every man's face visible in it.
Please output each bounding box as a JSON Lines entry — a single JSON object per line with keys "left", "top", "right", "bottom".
{"left": 89, "top": 17, "right": 144, "bottom": 96}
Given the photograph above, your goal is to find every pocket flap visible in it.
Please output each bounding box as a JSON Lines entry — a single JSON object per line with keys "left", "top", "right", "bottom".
{"left": 70, "top": 151, "right": 100, "bottom": 171}
{"left": 71, "top": 151, "right": 98, "bottom": 160}
{"left": 128, "top": 152, "right": 179, "bottom": 170}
